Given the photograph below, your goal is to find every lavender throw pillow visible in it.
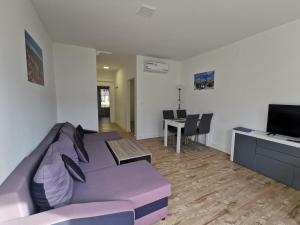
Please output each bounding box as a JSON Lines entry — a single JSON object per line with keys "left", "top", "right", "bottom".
{"left": 31, "top": 144, "right": 73, "bottom": 211}
{"left": 60, "top": 122, "right": 76, "bottom": 141}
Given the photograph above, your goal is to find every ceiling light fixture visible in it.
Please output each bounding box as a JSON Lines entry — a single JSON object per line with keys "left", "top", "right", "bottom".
{"left": 103, "top": 66, "right": 110, "bottom": 70}
{"left": 97, "top": 50, "right": 113, "bottom": 55}
{"left": 137, "top": 4, "right": 156, "bottom": 18}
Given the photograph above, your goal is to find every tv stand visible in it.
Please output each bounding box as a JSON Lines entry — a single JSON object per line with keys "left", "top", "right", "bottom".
{"left": 231, "top": 128, "right": 300, "bottom": 190}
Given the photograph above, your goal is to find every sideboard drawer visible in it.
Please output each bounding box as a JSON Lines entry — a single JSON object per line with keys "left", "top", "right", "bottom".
{"left": 256, "top": 147, "right": 300, "bottom": 167}
{"left": 254, "top": 154, "right": 294, "bottom": 186}
{"left": 257, "top": 139, "right": 300, "bottom": 158}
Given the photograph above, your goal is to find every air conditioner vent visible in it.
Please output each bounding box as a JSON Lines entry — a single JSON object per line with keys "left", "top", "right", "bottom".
{"left": 144, "top": 60, "right": 169, "bottom": 73}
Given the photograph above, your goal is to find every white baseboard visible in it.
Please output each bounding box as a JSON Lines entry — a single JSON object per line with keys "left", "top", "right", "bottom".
{"left": 136, "top": 133, "right": 161, "bottom": 140}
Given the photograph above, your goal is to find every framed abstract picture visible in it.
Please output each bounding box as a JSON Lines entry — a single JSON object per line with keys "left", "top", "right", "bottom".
{"left": 25, "top": 30, "right": 44, "bottom": 86}
{"left": 194, "top": 71, "right": 215, "bottom": 90}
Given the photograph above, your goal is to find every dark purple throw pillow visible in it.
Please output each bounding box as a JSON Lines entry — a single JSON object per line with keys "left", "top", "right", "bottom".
{"left": 56, "top": 132, "right": 79, "bottom": 164}
{"left": 61, "top": 154, "right": 86, "bottom": 183}
{"left": 76, "top": 125, "right": 84, "bottom": 140}
{"left": 73, "top": 129, "right": 89, "bottom": 163}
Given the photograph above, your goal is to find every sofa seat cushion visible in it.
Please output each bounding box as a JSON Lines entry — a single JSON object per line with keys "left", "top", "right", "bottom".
{"left": 71, "top": 161, "right": 171, "bottom": 209}
{"left": 83, "top": 132, "right": 121, "bottom": 143}
{"left": 79, "top": 140, "right": 117, "bottom": 172}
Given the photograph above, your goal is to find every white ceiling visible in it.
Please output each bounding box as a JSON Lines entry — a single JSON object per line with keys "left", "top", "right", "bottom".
{"left": 96, "top": 53, "right": 132, "bottom": 72}
{"left": 32, "top": 0, "right": 300, "bottom": 60}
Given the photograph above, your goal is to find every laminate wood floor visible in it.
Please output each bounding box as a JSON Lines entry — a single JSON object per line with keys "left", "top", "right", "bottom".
{"left": 141, "top": 138, "right": 300, "bottom": 225}
{"left": 99, "top": 121, "right": 300, "bottom": 225}
{"left": 99, "top": 117, "right": 133, "bottom": 139}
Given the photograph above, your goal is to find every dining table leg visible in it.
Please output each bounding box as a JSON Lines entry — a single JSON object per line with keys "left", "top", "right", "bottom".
{"left": 164, "top": 120, "right": 168, "bottom": 147}
{"left": 176, "top": 126, "right": 181, "bottom": 153}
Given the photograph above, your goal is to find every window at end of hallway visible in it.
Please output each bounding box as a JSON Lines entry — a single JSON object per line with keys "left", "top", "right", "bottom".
{"left": 101, "top": 89, "right": 110, "bottom": 108}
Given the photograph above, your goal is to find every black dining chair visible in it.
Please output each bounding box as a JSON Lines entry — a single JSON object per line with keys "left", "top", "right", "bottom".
{"left": 163, "top": 110, "right": 177, "bottom": 144}
{"left": 176, "top": 109, "right": 187, "bottom": 119}
{"left": 163, "top": 110, "right": 174, "bottom": 120}
{"left": 182, "top": 114, "right": 200, "bottom": 144}
{"left": 196, "top": 113, "right": 213, "bottom": 145}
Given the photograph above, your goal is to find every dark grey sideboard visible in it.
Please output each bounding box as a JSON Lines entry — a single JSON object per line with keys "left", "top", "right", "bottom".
{"left": 231, "top": 130, "right": 300, "bottom": 190}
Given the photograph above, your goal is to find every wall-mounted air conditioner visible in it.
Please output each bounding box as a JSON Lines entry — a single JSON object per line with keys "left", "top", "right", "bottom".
{"left": 144, "top": 60, "right": 169, "bottom": 73}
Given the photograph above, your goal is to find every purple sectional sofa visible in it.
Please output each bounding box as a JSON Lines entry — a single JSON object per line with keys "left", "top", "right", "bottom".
{"left": 0, "top": 123, "right": 171, "bottom": 225}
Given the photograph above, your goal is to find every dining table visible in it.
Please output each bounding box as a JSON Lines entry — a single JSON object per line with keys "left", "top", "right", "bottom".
{"left": 164, "top": 119, "right": 186, "bottom": 153}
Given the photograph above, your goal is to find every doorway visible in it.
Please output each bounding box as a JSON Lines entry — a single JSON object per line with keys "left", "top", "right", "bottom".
{"left": 129, "top": 79, "right": 135, "bottom": 134}
{"left": 97, "top": 86, "right": 111, "bottom": 125}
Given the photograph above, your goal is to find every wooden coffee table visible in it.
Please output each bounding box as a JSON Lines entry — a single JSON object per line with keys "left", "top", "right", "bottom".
{"left": 106, "top": 139, "right": 152, "bottom": 165}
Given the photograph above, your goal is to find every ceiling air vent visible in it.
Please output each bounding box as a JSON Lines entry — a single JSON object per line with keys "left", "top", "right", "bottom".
{"left": 137, "top": 5, "right": 156, "bottom": 18}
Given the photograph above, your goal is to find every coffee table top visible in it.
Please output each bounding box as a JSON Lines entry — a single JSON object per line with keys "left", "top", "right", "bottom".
{"left": 107, "top": 139, "right": 152, "bottom": 162}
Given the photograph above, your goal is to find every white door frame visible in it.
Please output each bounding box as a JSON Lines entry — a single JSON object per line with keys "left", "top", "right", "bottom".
{"left": 126, "top": 78, "right": 136, "bottom": 135}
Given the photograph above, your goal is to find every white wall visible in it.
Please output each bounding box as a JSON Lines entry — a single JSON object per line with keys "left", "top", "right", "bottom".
{"left": 97, "top": 69, "right": 115, "bottom": 82}
{"left": 181, "top": 19, "right": 300, "bottom": 153}
{"left": 115, "top": 56, "right": 136, "bottom": 131}
{"left": 53, "top": 43, "right": 98, "bottom": 130}
{"left": 0, "top": 0, "right": 57, "bottom": 184}
{"left": 130, "top": 79, "right": 135, "bottom": 123}
{"left": 136, "top": 56, "right": 181, "bottom": 139}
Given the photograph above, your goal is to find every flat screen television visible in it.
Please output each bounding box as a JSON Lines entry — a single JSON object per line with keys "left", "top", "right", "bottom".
{"left": 267, "top": 104, "right": 300, "bottom": 138}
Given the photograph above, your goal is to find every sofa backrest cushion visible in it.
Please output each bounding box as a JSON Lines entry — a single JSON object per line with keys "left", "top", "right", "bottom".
{"left": 31, "top": 145, "right": 74, "bottom": 211}
{"left": 0, "top": 124, "right": 63, "bottom": 223}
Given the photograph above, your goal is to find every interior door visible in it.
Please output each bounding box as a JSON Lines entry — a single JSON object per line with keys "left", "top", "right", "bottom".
{"left": 97, "top": 86, "right": 110, "bottom": 119}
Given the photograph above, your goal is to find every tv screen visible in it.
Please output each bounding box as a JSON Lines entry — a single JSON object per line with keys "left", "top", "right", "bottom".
{"left": 267, "top": 104, "right": 300, "bottom": 138}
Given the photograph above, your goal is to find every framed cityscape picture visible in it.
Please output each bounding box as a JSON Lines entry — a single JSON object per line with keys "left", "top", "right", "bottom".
{"left": 25, "top": 30, "right": 44, "bottom": 86}
{"left": 194, "top": 71, "right": 215, "bottom": 90}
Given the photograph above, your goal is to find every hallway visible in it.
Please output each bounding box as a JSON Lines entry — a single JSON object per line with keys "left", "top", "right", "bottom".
{"left": 99, "top": 117, "right": 134, "bottom": 139}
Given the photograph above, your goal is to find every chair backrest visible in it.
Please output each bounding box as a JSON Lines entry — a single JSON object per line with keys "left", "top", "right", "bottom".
{"left": 198, "top": 113, "right": 213, "bottom": 134}
{"left": 163, "top": 110, "right": 175, "bottom": 119}
{"left": 176, "top": 109, "right": 187, "bottom": 119}
{"left": 184, "top": 114, "right": 200, "bottom": 136}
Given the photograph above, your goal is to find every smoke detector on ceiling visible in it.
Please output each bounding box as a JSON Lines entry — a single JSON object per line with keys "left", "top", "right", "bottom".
{"left": 137, "top": 4, "right": 156, "bottom": 18}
